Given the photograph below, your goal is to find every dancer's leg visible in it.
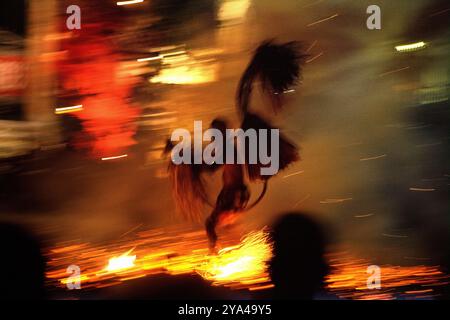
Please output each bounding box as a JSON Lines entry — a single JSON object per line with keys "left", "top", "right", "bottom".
{"left": 205, "top": 208, "right": 221, "bottom": 250}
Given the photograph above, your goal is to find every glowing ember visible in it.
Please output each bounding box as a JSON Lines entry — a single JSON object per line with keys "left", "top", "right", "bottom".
{"left": 106, "top": 249, "right": 136, "bottom": 272}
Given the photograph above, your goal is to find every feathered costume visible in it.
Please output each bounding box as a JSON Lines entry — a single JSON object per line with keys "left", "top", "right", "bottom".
{"left": 166, "top": 40, "right": 307, "bottom": 249}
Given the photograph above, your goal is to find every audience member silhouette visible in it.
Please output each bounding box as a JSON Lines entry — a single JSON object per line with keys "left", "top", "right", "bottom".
{"left": 0, "top": 222, "right": 46, "bottom": 299}
{"left": 267, "top": 212, "right": 329, "bottom": 299}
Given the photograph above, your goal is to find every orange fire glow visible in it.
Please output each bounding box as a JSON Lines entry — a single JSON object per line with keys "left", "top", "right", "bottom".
{"left": 197, "top": 229, "right": 273, "bottom": 289}
{"left": 105, "top": 249, "right": 137, "bottom": 272}
{"left": 46, "top": 226, "right": 273, "bottom": 292}
{"left": 46, "top": 225, "right": 449, "bottom": 298}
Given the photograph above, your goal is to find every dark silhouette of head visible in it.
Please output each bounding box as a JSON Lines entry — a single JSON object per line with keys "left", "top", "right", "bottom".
{"left": 268, "top": 212, "right": 328, "bottom": 299}
{"left": 0, "top": 223, "right": 46, "bottom": 299}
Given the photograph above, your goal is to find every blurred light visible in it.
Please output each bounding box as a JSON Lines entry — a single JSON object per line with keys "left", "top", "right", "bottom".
{"left": 106, "top": 250, "right": 136, "bottom": 272}
{"left": 320, "top": 198, "right": 352, "bottom": 204}
{"left": 409, "top": 187, "right": 435, "bottom": 192}
{"left": 163, "top": 50, "right": 186, "bottom": 57}
{"left": 137, "top": 50, "right": 186, "bottom": 63}
{"left": 55, "top": 105, "right": 83, "bottom": 114}
{"left": 354, "top": 213, "right": 374, "bottom": 218}
{"left": 417, "top": 85, "right": 449, "bottom": 105}
{"left": 101, "top": 154, "right": 128, "bottom": 161}
{"left": 137, "top": 56, "right": 162, "bottom": 62}
{"left": 149, "top": 65, "right": 217, "bottom": 85}
{"left": 395, "top": 41, "right": 426, "bottom": 52}
{"left": 218, "top": 0, "right": 251, "bottom": 23}
{"left": 116, "top": 0, "right": 144, "bottom": 6}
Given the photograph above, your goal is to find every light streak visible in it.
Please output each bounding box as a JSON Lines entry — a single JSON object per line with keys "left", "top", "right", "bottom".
{"left": 359, "top": 154, "right": 387, "bottom": 161}
{"left": 381, "top": 233, "right": 408, "bottom": 238}
{"left": 395, "top": 41, "right": 426, "bottom": 52}
{"left": 415, "top": 142, "right": 441, "bottom": 148}
{"left": 137, "top": 56, "right": 162, "bottom": 62}
{"left": 116, "top": 0, "right": 144, "bottom": 6}
{"left": 137, "top": 50, "right": 186, "bottom": 62}
{"left": 307, "top": 13, "right": 339, "bottom": 27}
{"left": 101, "top": 154, "right": 128, "bottom": 161}
{"left": 354, "top": 213, "right": 374, "bottom": 218}
{"left": 149, "top": 65, "right": 217, "bottom": 84}
{"left": 320, "top": 198, "right": 353, "bottom": 204}
{"left": 409, "top": 187, "right": 435, "bottom": 192}
{"left": 378, "top": 67, "right": 410, "bottom": 77}
{"left": 55, "top": 105, "right": 83, "bottom": 114}
{"left": 305, "top": 40, "right": 318, "bottom": 53}
{"left": 306, "top": 51, "right": 323, "bottom": 63}
{"left": 283, "top": 170, "right": 304, "bottom": 179}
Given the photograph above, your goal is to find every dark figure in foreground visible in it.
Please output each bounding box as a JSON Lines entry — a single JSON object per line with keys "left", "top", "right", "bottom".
{"left": 0, "top": 223, "right": 46, "bottom": 299}
{"left": 166, "top": 41, "right": 307, "bottom": 249}
{"left": 266, "top": 213, "right": 329, "bottom": 299}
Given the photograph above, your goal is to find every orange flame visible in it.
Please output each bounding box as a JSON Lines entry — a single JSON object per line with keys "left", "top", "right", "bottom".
{"left": 105, "top": 249, "right": 136, "bottom": 272}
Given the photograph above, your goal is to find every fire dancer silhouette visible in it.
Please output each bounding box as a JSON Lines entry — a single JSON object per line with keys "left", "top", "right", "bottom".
{"left": 165, "top": 40, "right": 307, "bottom": 250}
